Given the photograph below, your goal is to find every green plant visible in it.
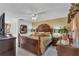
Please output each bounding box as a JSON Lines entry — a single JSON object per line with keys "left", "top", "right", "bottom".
{"left": 59, "top": 27, "right": 69, "bottom": 34}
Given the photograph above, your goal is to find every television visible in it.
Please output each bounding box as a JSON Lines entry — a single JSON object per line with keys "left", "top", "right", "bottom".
{"left": 0, "top": 13, "right": 5, "bottom": 36}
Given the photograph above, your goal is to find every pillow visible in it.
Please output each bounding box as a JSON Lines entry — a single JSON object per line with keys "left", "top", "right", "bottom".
{"left": 57, "top": 39, "right": 69, "bottom": 45}
{"left": 33, "top": 32, "right": 51, "bottom": 36}
{"left": 44, "top": 32, "right": 51, "bottom": 36}
{"left": 38, "top": 32, "right": 45, "bottom": 35}
{"left": 34, "top": 32, "right": 44, "bottom": 36}
{"left": 53, "top": 33, "right": 62, "bottom": 38}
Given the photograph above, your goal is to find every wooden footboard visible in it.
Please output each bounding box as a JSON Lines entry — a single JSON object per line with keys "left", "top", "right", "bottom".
{"left": 20, "top": 36, "right": 42, "bottom": 56}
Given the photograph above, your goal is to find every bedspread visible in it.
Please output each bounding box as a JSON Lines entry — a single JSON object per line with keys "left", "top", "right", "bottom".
{"left": 40, "top": 35, "right": 52, "bottom": 54}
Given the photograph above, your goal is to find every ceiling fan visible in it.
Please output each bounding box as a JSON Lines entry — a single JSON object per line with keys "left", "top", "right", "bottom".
{"left": 25, "top": 8, "right": 46, "bottom": 21}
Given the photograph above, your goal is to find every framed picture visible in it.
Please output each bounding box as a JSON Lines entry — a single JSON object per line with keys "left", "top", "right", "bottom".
{"left": 5, "top": 23, "right": 11, "bottom": 33}
{"left": 20, "top": 25, "right": 27, "bottom": 34}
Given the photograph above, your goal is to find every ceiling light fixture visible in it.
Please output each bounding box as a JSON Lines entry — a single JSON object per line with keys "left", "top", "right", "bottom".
{"left": 32, "top": 14, "right": 37, "bottom": 22}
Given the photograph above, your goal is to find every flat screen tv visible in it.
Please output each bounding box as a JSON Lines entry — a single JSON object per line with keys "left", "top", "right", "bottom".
{"left": 0, "top": 13, "right": 5, "bottom": 36}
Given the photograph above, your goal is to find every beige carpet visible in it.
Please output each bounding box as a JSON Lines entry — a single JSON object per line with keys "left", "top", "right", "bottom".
{"left": 16, "top": 45, "right": 57, "bottom": 56}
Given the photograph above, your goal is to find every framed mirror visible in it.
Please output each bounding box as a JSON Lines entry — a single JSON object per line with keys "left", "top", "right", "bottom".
{"left": 5, "top": 23, "right": 11, "bottom": 34}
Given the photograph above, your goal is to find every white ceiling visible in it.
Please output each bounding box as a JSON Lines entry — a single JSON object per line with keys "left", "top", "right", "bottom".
{"left": 0, "top": 3, "right": 70, "bottom": 22}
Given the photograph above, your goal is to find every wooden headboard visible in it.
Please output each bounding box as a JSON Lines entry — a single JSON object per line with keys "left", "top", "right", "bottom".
{"left": 36, "top": 24, "right": 52, "bottom": 33}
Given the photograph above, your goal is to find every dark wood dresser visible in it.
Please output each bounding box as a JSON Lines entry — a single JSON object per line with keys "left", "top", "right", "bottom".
{"left": 0, "top": 37, "right": 16, "bottom": 56}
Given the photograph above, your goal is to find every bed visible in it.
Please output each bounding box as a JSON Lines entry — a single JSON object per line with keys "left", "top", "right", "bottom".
{"left": 18, "top": 24, "right": 53, "bottom": 55}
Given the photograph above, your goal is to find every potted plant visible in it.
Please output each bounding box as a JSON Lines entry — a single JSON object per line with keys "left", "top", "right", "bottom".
{"left": 59, "top": 27, "right": 69, "bottom": 35}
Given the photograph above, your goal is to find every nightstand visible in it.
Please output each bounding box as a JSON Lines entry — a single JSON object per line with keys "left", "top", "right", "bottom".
{"left": 52, "top": 37, "right": 61, "bottom": 46}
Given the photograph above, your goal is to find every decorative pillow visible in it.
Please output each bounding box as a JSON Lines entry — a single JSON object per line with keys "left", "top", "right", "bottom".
{"left": 53, "top": 33, "right": 62, "bottom": 38}
{"left": 33, "top": 32, "right": 51, "bottom": 36}
{"left": 57, "top": 39, "right": 69, "bottom": 45}
{"left": 44, "top": 32, "right": 50, "bottom": 36}
{"left": 38, "top": 32, "right": 45, "bottom": 35}
{"left": 34, "top": 32, "right": 44, "bottom": 36}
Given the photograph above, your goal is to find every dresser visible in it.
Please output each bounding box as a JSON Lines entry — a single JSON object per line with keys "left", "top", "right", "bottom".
{"left": 0, "top": 37, "right": 16, "bottom": 56}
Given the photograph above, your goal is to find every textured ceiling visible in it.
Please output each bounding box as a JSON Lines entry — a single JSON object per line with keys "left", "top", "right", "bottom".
{"left": 0, "top": 3, "right": 70, "bottom": 22}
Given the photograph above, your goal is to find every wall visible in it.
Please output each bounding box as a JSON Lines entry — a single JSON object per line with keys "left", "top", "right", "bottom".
{"left": 5, "top": 16, "right": 19, "bottom": 55}
{"left": 32, "top": 17, "right": 68, "bottom": 29}
{"left": 5, "top": 18, "right": 18, "bottom": 37}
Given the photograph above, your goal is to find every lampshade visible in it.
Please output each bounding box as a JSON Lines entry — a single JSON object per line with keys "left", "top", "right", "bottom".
{"left": 32, "top": 14, "right": 38, "bottom": 22}
{"left": 32, "top": 16, "right": 37, "bottom": 21}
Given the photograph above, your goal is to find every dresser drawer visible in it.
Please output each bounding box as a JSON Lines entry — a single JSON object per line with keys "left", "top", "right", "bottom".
{"left": 0, "top": 49, "right": 15, "bottom": 56}
{"left": 0, "top": 37, "right": 16, "bottom": 56}
{"left": 0, "top": 40, "right": 14, "bottom": 53}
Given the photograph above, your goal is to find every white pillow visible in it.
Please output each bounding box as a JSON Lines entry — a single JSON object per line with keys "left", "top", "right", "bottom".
{"left": 53, "top": 33, "right": 62, "bottom": 38}
{"left": 57, "top": 39, "right": 69, "bottom": 45}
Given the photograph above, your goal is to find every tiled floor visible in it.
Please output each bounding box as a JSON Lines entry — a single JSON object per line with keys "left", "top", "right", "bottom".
{"left": 17, "top": 45, "right": 57, "bottom": 56}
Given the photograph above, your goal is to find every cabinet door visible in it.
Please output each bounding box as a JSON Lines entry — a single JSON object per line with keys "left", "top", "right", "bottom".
{"left": 0, "top": 39, "right": 16, "bottom": 56}
{"left": 76, "top": 12, "right": 79, "bottom": 44}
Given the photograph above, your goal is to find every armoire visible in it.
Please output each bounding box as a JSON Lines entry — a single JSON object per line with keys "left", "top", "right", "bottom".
{"left": 68, "top": 3, "right": 79, "bottom": 47}
{"left": 56, "top": 3, "right": 79, "bottom": 56}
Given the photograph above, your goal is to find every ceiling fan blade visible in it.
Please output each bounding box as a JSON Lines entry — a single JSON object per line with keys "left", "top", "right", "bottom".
{"left": 37, "top": 11, "right": 46, "bottom": 15}
{"left": 25, "top": 12, "right": 32, "bottom": 15}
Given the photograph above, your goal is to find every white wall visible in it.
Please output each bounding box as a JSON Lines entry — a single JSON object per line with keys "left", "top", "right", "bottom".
{"left": 5, "top": 16, "right": 19, "bottom": 54}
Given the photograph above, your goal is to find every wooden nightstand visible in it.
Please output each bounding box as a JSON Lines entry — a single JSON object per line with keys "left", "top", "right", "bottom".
{"left": 52, "top": 37, "right": 61, "bottom": 46}
{"left": 56, "top": 45, "right": 79, "bottom": 56}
